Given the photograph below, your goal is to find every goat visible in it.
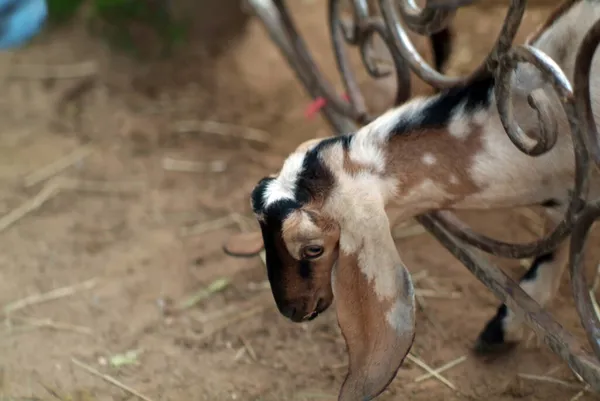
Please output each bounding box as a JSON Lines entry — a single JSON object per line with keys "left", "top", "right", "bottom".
{"left": 249, "top": 1, "right": 600, "bottom": 400}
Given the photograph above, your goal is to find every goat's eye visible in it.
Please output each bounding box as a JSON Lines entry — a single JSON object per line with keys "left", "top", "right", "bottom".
{"left": 302, "top": 245, "right": 324, "bottom": 259}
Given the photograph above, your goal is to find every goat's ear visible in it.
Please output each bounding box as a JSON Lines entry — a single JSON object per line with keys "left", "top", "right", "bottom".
{"left": 333, "top": 210, "right": 416, "bottom": 401}
{"left": 223, "top": 231, "right": 264, "bottom": 257}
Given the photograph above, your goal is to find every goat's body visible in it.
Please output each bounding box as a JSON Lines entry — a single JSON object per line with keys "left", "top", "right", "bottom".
{"left": 382, "top": 0, "right": 600, "bottom": 350}
{"left": 376, "top": 0, "right": 600, "bottom": 217}
{"left": 251, "top": 1, "right": 600, "bottom": 398}
{"left": 348, "top": 0, "right": 600, "bottom": 351}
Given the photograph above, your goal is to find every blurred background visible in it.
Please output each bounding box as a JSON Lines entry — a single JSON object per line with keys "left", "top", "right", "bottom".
{"left": 1, "top": 1, "right": 597, "bottom": 400}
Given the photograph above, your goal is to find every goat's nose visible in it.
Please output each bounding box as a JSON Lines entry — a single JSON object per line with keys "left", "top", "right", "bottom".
{"left": 281, "top": 305, "right": 297, "bottom": 320}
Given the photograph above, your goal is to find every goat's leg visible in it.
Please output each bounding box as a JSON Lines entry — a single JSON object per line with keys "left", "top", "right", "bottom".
{"left": 429, "top": 27, "right": 453, "bottom": 74}
{"left": 474, "top": 205, "right": 570, "bottom": 354}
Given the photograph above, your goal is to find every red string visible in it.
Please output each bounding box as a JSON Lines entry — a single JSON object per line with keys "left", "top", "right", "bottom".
{"left": 304, "top": 93, "right": 350, "bottom": 120}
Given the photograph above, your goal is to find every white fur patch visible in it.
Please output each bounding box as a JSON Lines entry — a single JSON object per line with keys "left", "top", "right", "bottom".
{"left": 347, "top": 98, "right": 436, "bottom": 174}
{"left": 332, "top": 170, "right": 399, "bottom": 255}
{"left": 422, "top": 153, "right": 436, "bottom": 166}
{"left": 322, "top": 164, "right": 405, "bottom": 302}
{"left": 263, "top": 151, "right": 306, "bottom": 206}
{"left": 348, "top": 133, "right": 387, "bottom": 173}
{"left": 448, "top": 101, "right": 471, "bottom": 140}
{"left": 386, "top": 298, "right": 415, "bottom": 335}
{"left": 472, "top": 108, "right": 490, "bottom": 126}
{"left": 357, "top": 239, "right": 398, "bottom": 299}
{"left": 461, "top": 112, "right": 572, "bottom": 209}
{"left": 319, "top": 141, "right": 344, "bottom": 172}
{"left": 365, "top": 97, "right": 432, "bottom": 143}
{"left": 393, "top": 178, "right": 451, "bottom": 214}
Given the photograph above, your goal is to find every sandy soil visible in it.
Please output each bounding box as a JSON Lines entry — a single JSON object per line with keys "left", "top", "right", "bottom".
{"left": 0, "top": 2, "right": 599, "bottom": 401}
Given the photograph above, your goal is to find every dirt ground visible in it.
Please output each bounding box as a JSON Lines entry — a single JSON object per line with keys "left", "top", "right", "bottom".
{"left": 1, "top": 2, "right": 599, "bottom": 401}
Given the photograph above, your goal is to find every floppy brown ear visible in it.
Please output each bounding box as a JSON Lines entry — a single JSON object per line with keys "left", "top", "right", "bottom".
{"left": 333, "top": 212, "right": 416, "bottom": 401}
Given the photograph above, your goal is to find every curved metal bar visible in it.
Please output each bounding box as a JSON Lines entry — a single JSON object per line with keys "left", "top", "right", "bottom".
{"left": 276, "top": 0, "right": 365, "bottom": 122}
{"left": 574, "top": 17, "right": 600, "bottom": 168}
{"left": 495, "top": 45, "right": 569, "bottom": 156}
{"left": 329, "top": 0, "right": 413, "bottom": 118}
{"left": 379, "top": 0, "right": 463, "bottom": 88}
{"left": 570, "top": 202, "right": 600, "bottom": 360}
{"left": 429, "top": 210, "right": 573, "bottom": 258}
{"left": 426, "top": 0, "right": 477, "bottom": 10}
{"left": 395, "top": 0, "right": 456, "bottom": 35}
{"left": 350, "top": 0, "right": 370, "bottom": 22}
{"left": 361, "top": 17, "right": 413, "bottom": 106}
{"left": 378, "top": 0, "right": 527, "bottom": 89}
{"left": 329, "top": 0, "right": 370, "bottom": 122}
{"left": 418, "top": 213, "right": 600, "bottom": 392}
{"left": 247, "top": 0, "right": 358, "bottom": 134}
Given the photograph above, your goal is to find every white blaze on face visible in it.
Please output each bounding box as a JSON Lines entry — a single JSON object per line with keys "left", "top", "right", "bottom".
{"left": 263, "top": 151, "right": 306, "bottom": 207}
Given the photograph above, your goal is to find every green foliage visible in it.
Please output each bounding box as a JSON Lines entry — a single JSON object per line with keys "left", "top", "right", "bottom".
{"left": 45, "top": 0, "right": 188, "bottom": 57}
{"left": 46, "top": 0, "right": 86, "bottom": 23}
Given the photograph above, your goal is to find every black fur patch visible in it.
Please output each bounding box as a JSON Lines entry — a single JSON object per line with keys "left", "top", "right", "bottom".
{"left": 476, "top": 304, "right": 508, "bottom": 351}
{"left": 522, "top": 252, "right": 555, "bottom": 281}
{"left": 430, "top": 28, "right": 453, "bottom": 73}
{"left": 540, "top": 198, "right": 561, "bottom": 208}
{"left": 294, "top": 136, "right": 345, "bottom": 205}
{"left": 251, "top": 177, "right": 274, "bottom": 214}
{"left": 252, "top": 135, "right": 349, "bottom": 215}
{"left": 264, "top": 199, "right": 300, "bottom": 224}
{"left": 391, "top": 74, "right": 495, "bottom": 135}
{"left": 476, "top": 251, "right": 555, "bottom": 354}
{"left": 298, "top": 260, "right": 312, "bottom": 279}
{"left": 258, "top": 219, "right": 286, "bottom": 299}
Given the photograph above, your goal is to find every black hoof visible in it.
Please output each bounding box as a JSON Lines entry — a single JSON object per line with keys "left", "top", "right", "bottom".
{"left": 474, "top": 305, "right": 512, "bottom": 356}
{"left": 474, "top": 336, "right": 508, "bottom": 355}
{"left": 474, "top": 337, "right": 518, "bottom": 358}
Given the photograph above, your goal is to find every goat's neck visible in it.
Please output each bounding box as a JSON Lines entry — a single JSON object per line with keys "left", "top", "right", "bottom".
{"left": 325, "top": 76, "right": 573, "bottom": 222}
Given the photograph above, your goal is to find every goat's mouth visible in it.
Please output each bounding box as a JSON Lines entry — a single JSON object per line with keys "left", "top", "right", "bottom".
{"left": 278, "top": 295, "right": 332, "bottom": 323}
{"left": 302, "top": 310, "right": 320, "bottom": 321}
{"left": 303, "top": 297, "right": 331, "bottom": 321}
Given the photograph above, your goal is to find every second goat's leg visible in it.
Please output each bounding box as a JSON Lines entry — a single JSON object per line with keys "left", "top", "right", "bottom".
{"left": 475, "top": 204, "right": 570, "bottom": 353}
{"left": 429, "top": 27, "right": 453, "bottom": 73}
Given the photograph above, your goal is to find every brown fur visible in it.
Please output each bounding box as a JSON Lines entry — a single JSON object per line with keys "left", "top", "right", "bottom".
{"left": 343, "top": 150, "right": 378, "bottom": 175}
{"left": 334, "top": 250, "right": 414, "bottom": 401}
{"left": 386, "top": 126, "right": 483, "bottom": 208}
{"left": 278, "top": 210, "right": 339, "bottom": 313}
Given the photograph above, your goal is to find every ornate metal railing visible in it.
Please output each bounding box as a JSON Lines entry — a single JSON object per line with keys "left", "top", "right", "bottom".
{"left": 245, "top": 0, "right": 600, "bottom": 392}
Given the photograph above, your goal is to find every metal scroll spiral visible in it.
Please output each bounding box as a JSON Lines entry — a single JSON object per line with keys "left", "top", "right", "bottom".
{"left": 327, "top": 0, "right": 600, "bottom": 364}
{"left": 247, "top": 0, "right": 600, "bottom": 377}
